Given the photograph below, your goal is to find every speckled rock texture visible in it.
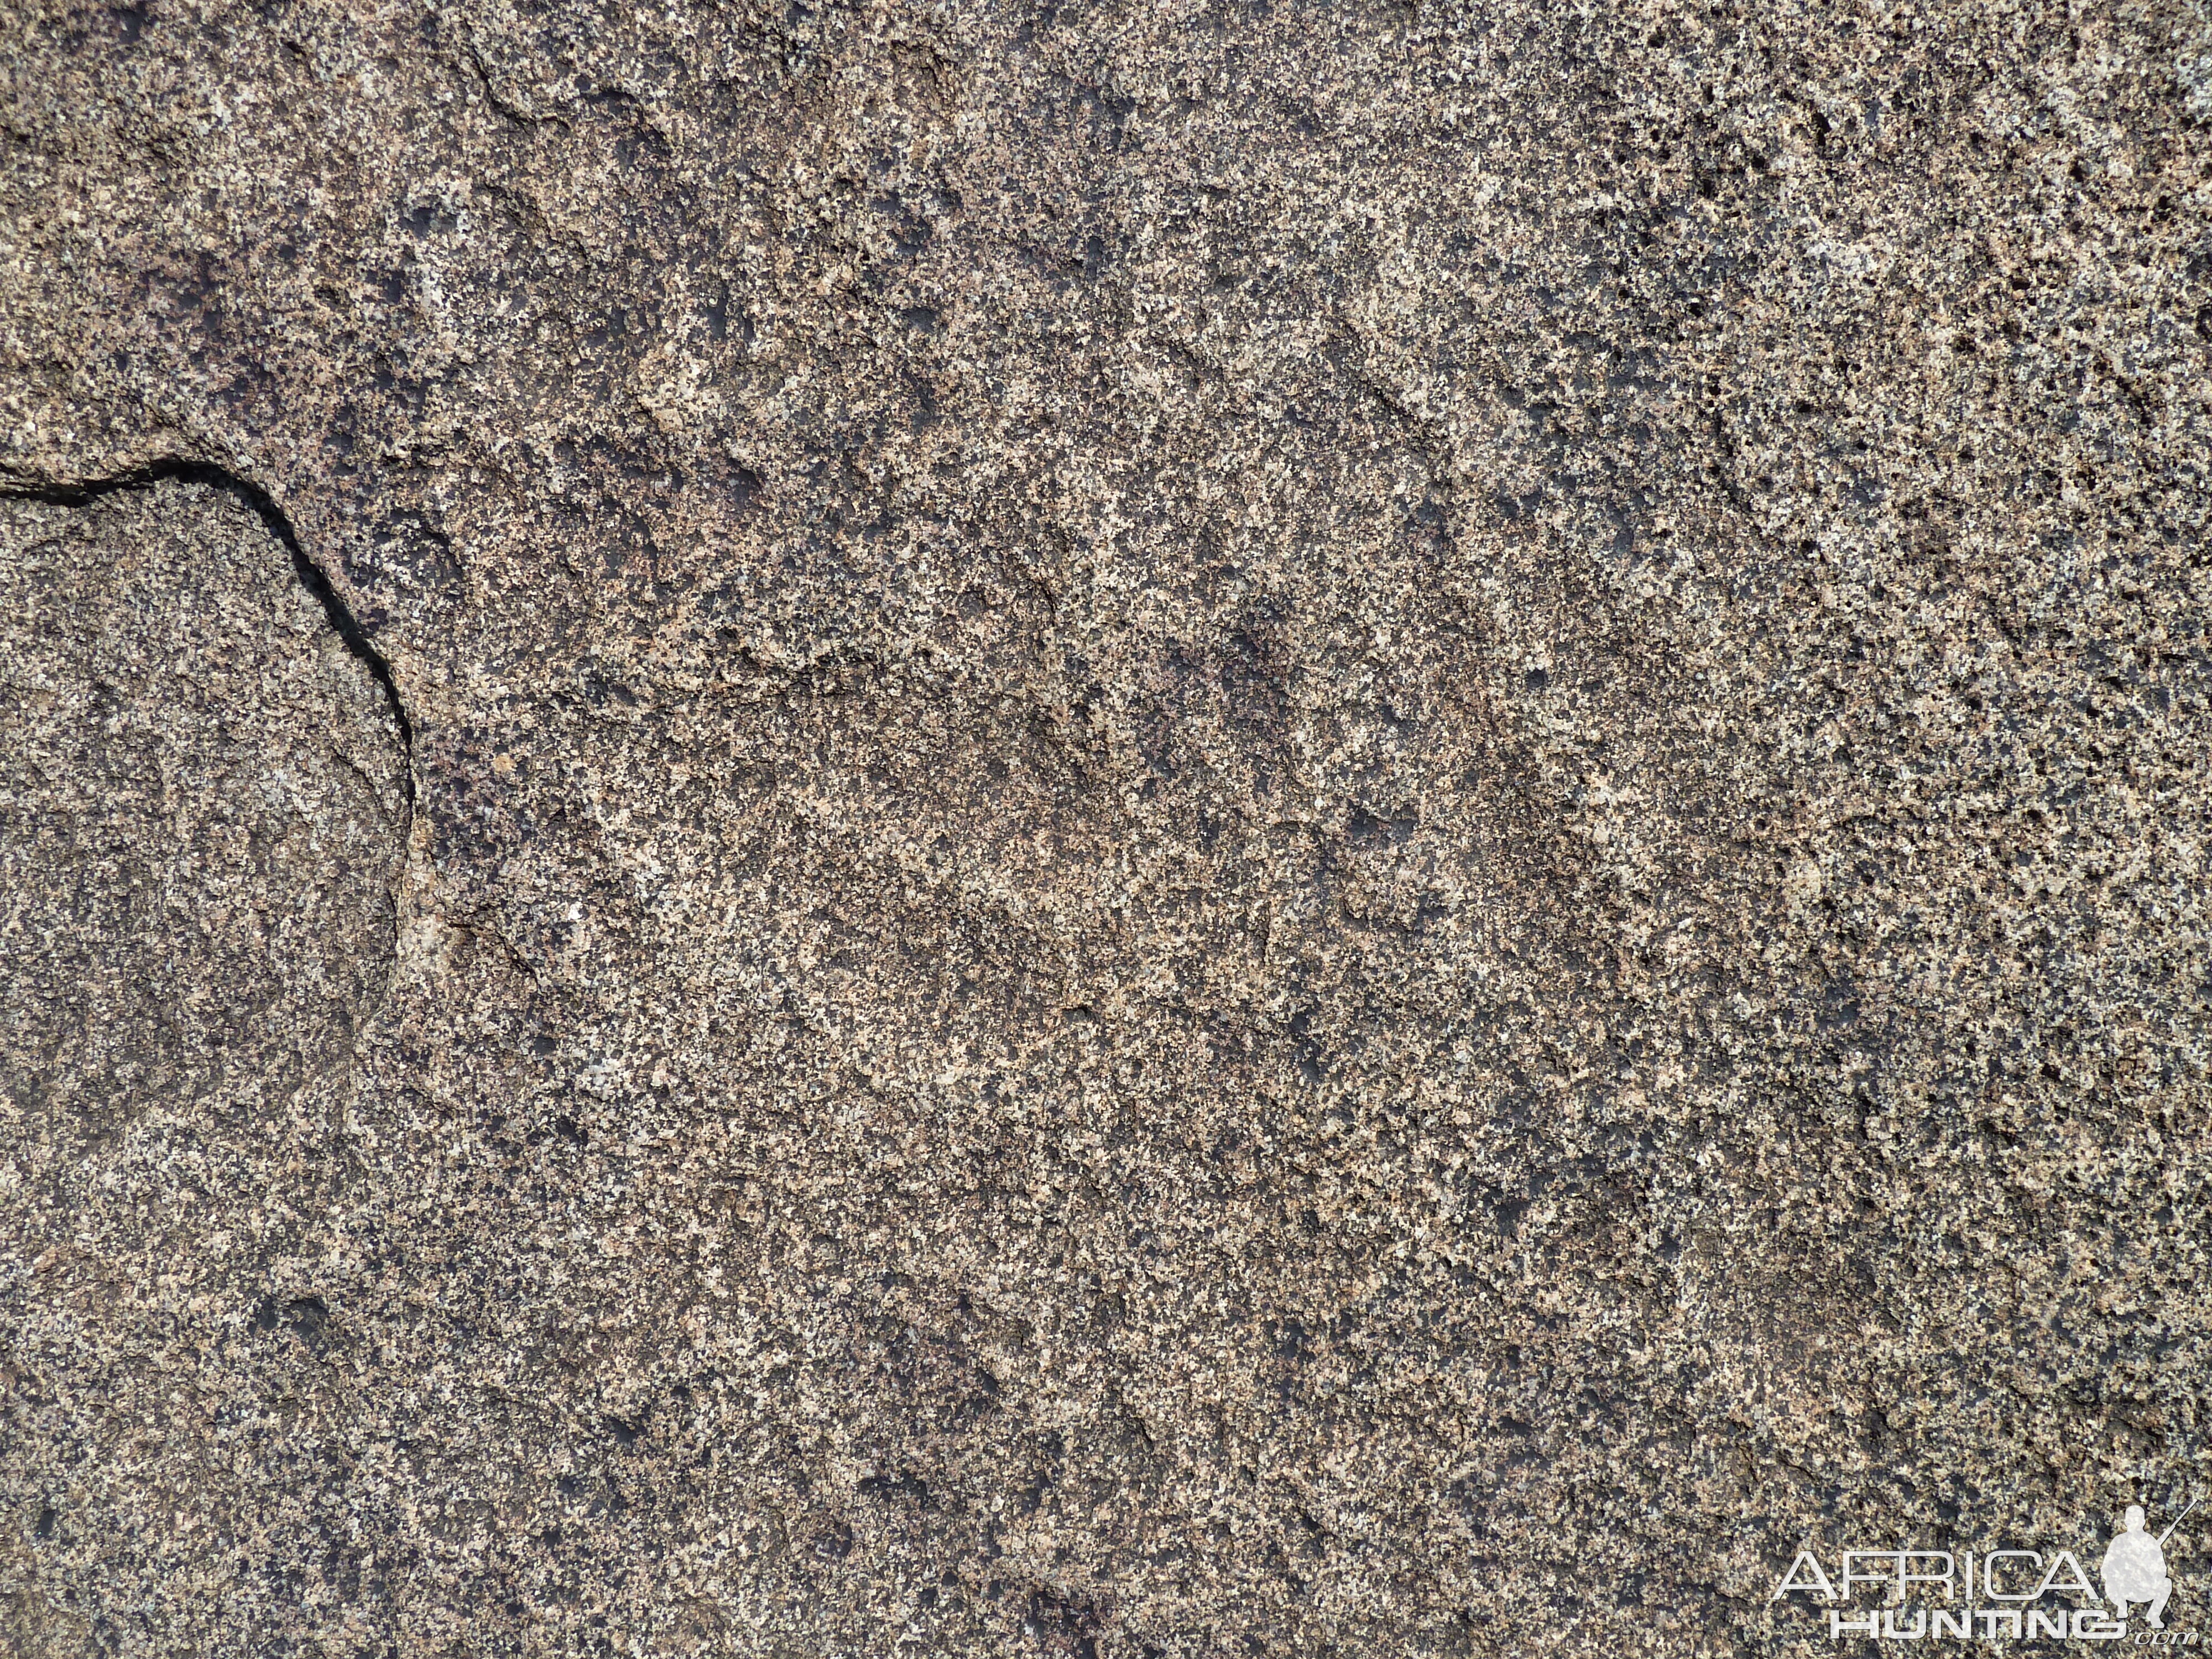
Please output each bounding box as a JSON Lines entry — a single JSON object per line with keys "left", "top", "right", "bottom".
{"left": 3, "top": 1, "right": 2211, "bottom": 1654}
{"left": 0, "top": 479, "right": 409, "bottom": 1651}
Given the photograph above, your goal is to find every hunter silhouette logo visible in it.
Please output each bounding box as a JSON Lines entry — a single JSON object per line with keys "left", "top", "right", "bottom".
{"left": 2106, "top": 1503, "right": 2195, "bottom": 1630}
{"left": 1770, "top": 1499, "right": 2198, "bottom": 1642}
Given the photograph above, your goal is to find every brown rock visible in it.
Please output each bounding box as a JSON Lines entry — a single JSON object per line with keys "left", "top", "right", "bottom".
{"left": 2, "top": 2, "right": 2209, "bottom": 1653}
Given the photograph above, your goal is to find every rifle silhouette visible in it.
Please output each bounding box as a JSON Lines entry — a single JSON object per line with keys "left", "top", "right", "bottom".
{"left": 2158, "top": 1498, "right": 2199, "bottom": 1550}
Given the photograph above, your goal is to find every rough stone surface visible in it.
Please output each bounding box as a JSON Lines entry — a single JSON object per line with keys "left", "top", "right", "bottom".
{"left": 3, "top": 2, "right": 2211, "bottom": 1655}
{"left": 1, "top": 478, "right": 409, "bottom": 1653}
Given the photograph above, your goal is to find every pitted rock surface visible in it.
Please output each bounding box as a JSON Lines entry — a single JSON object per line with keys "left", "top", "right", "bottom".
{"left": 1, "top": 477, "right": 408, "bottom": 1655}
{"left": 3, "top": 2, "right": 2211, "bottom": 1655}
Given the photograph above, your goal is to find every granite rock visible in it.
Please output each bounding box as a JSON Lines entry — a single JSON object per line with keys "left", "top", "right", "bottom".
{"left": 3, "top": 1, "right": 2211, "bottom": 1654}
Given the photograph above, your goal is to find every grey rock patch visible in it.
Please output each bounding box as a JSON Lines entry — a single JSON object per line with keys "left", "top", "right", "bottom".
{"left": 0, "top": 476, "right": 406, "bottom": 1656}
{"left": 0, "top": 2, "right": 2210, "bottom": 1655}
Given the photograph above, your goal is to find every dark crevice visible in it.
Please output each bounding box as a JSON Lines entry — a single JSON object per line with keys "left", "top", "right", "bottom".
{"left": 1, "top": 460, "right": 416, "bottom": 814}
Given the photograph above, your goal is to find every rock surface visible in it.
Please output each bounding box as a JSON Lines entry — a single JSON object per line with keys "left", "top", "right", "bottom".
{"left": 3, "top": 2, "right": 2211, "bottom": 1654}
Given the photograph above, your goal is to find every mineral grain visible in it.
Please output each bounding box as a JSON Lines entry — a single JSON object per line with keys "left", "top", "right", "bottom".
{"left": 3, "top": 2, "right": 2211, "bottom": 1655}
